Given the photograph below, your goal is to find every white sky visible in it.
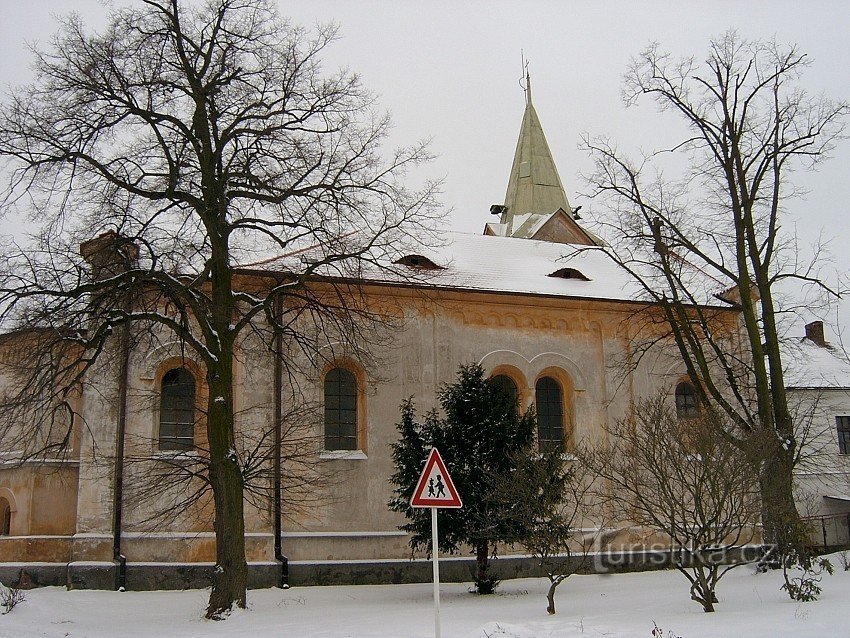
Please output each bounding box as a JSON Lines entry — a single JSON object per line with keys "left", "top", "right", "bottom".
{"left": 1, "top": 0, "right": 849, "bottom": 342}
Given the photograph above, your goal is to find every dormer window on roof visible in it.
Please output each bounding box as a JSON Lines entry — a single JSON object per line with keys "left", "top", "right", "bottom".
{"left": 548, "top": 267, "right": 590, "bottom": 281}
{"left": 393, "top": 254, "right": 443, "bottom": 270}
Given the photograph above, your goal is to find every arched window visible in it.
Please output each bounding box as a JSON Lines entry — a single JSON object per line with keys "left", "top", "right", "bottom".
{"left": 675, "top": 382, "right": 699, "bottom": 420}
{"left": 535, "top": 376, "right": 564, "bottom": 450}
{"left": 490, "top": 374, "right": 519, "bottom": 405}
{"left": 324, "top": 368, "right": 358, "bottom": 451}
{"left": 159, "top": 367, "right": 196, "bottom": 451}
{"left": 0, "top": 497, "right": 10, "bottom": 536}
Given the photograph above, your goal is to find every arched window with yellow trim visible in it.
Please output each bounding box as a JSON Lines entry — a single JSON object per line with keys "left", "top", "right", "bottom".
{"left": 535, "top": 376, "right": 564, "bottom": 450}
{"left": 159, "top": 367, "right": 196, "bottom": 451}
{"left": 324, "top": 368, "right": 358, "bottom": 451}
{"left": 491, "top": 374, "right": 519, "bottom": 405}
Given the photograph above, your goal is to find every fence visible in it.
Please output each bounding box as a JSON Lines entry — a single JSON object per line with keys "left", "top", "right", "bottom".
{"left": 803, "top": 513, "right": 850, "bottom": 551}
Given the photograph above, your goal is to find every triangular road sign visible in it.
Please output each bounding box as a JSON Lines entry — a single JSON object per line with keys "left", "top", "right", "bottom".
{"left": 411, "top": 448, "right": 463, "bottom": 508}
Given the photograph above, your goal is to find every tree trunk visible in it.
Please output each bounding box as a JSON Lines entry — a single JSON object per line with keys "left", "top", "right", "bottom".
{"left": 205, "top": 355, "right": 247, "bottom": 618}
{"left": 693, "top": 592, "right": 715, "bottom": 613}
{"left": 756, "top": 278, "right": 809, "bottom": 569}
{"left": 758, "top": 438, "right": 808, "bottom": 567}
{"left": 690, "top": 566, "right": 716, "bottom": 612}
{"left": 475, "top": 541, "right": 494, "bottom": 594}
{"left": 204, "top": 219, "right": 247, "bottom": 618}
{"left": 546, "top": 580, "right": 557, "bottom": 614}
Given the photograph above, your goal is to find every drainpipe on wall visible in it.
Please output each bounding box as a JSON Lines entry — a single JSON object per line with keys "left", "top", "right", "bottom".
{"left": 80, "top": 232, "right": 136, "bottom": 592}
{"left": 111, "top": 305, "right": 132, "bottom": 591}
{"left": 273, "top": 294, "right": 289, "bottom": 588}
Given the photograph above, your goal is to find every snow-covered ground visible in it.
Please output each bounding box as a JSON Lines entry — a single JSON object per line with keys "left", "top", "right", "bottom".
{"left": 2, "top": 560, "right": 848, "bottom": 637}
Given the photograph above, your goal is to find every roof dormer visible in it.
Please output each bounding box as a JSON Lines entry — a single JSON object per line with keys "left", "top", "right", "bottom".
{"left": 547, "top": 267, "right": 590, "bottom": 281}
{"left": 393, "top": 254, "right": 443, "bottom": 270}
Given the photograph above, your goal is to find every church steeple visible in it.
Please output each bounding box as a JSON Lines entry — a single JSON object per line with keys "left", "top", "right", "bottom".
{"left": 500, "top": 72, "right": 572, "bottom": 234}
{"left": 484, "top": 73, "right": 597, "bottom": 245}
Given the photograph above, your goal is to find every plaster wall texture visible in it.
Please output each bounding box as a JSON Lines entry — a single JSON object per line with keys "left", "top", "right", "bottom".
{"left": 274, "top": 290, "right": 683, "bottom": 562}
{"left": 0, "top": 282, "right": 696, "bottom": 568}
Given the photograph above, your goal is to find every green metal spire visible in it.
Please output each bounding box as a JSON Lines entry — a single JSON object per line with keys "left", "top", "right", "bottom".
{"left": 501, "top": 73, "right": 572, "bottom": 235}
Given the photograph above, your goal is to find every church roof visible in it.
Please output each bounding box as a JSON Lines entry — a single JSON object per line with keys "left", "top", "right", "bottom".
{"left": 240, "top": 82, "right": 725, "bottom": 308}
{"left": 245, "top": 231, "right": 649, "bottom": 305}
{"left": 409, "top": 232, "right": 639, "bottom": 301}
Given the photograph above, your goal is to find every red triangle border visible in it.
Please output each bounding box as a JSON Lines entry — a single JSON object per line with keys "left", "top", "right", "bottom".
{"left": 410, "top": 448, "right": 463, "bottom": 508}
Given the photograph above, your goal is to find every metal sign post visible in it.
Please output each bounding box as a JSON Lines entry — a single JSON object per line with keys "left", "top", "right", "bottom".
{"left": 410, "top": 448, "right": 462, "bottom": 638}
{"left": 431, "top": 507, "right": 441, "bottom": 638}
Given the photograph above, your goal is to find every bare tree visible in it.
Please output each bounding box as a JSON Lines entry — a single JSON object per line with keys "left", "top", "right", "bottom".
{"left": 581, "top": 395, "right": 761, "bottom": 613}
{"left": 119, "top": 384, "right": 337, "bottom": 533}
{"left": 582, "top": 32, "right": 848, "bottom": 572}
{"left": 0, "top": 0, "right": 439, "bottom": 617}
{"left": 494, "top": 447, "right": 602, "bottom": 615}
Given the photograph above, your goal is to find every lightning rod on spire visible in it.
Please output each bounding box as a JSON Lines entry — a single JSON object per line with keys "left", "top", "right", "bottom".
{"left": 519, "top": 51, "right": 531, "bottom": 105}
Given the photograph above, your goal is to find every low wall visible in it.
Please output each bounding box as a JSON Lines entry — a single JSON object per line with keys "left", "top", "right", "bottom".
{"left": 0, "top": 546, "right": 766, "bottom": 591}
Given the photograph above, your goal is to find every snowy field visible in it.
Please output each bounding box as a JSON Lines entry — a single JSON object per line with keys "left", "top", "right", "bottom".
{"left": 2, "top": 560, "right": 849, "bottom": 638}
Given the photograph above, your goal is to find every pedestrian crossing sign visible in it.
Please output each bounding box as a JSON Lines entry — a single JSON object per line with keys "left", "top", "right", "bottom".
{"left": 410, "top": 448, "right": 463, "bottom": 508}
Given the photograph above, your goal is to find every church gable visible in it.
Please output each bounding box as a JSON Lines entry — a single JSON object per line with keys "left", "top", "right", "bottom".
{"left": 527, "top": 209, "right": 598, "bottom": 246}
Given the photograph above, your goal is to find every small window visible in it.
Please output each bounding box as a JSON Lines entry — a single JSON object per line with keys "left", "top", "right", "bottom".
{"left": 0, "top": 497, "right": 10, "bottom": 536}
{"left": 393, "top": 254, "right": 443, "bottom": 270}
{"left": 324, "top": 368, "right": 358, "bottom": 451}
{"left": 548, "top": 268, "right": 590, "bottom": 281}
{"left": 837, "top": 416, "right": 850, "bottom": 455}
{"left": 536, "top": 376, "right": 564, "bottom": 450}
{"left": 159, "top": 367, "right": 196, "bottom": 451}
{"left": 675, "top": 382, "right": 699, "bottom": 420}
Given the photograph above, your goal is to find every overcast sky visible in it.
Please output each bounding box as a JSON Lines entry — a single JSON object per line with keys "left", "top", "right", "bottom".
{"left": 1, "top": 0, "right": 849, "bottom": 341}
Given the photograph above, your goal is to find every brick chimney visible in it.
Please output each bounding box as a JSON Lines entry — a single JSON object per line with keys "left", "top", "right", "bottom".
{"left": 804, "top": 321, "right": 827, "bottom": 348}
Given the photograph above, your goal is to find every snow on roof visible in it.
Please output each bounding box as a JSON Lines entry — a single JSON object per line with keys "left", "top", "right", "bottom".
{"left": 510, "top": 212, "right": 551, "bottom": 238}
{"left": 783, "top": 338, "right": 850, "bottom": 389}
{"left": 483, "top": 222, "right": 507, "bottom": 236}
{"left": 414, "top": 231, "right": 644, "bottom": 302}
{"left": 244, "top": 231, "right": 648, "bottom": 303}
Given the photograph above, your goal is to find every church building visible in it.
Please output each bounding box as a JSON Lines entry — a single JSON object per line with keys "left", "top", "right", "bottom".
{"left": 0, "top": 83, "right": 765, "bottom": 590}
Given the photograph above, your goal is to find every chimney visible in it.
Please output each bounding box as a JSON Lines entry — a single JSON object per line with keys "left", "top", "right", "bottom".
{"left": 80, "top": 231, "right": 139, "bottom": 281}
{"left": 804, "top": 321, "right": 827, "bottom": 348}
